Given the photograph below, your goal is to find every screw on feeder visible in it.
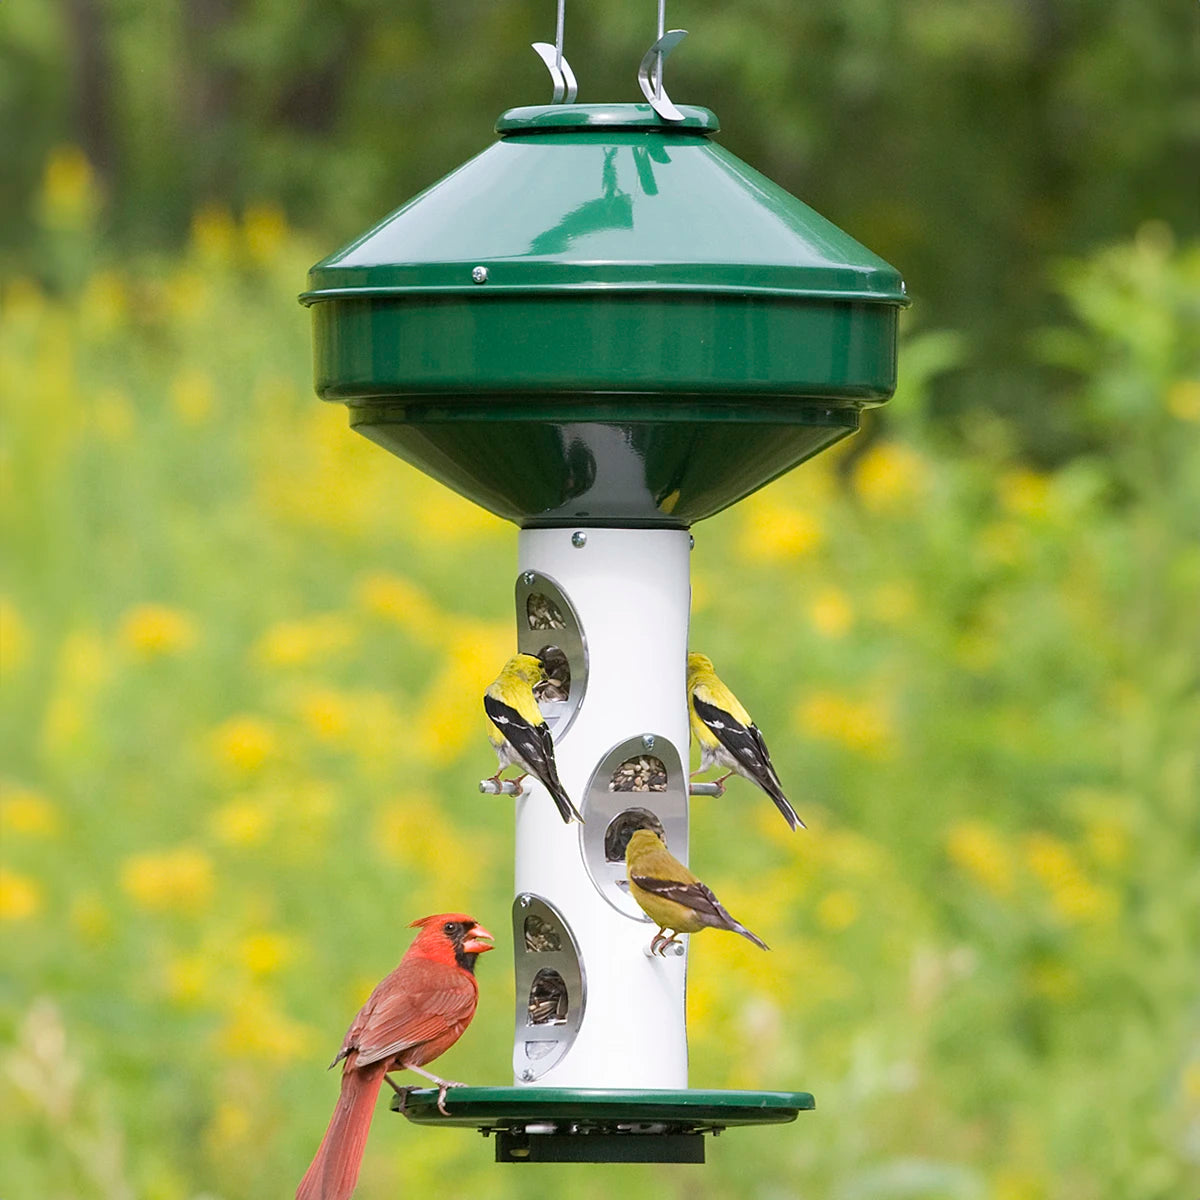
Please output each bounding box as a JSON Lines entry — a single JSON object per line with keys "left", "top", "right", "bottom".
{"left": 641, "top": 734, "right": 656, "bottom": 751}
{"left": 532, "top": 0, "right": 578, "bottom": 105}
{"left": 522, "top": 571, "right": 536, "bottom": 586}
{"left": 571, "top": 531, "right": 587, "bottom": 548}
{"left": 520, "top": 1069, "right": 536, "bottom": 1082}
{"left": 472, "top": 265, "right": 489, "bottom": 284}
{"left": 519, "top": 893, "right": 532, "bottom": 908}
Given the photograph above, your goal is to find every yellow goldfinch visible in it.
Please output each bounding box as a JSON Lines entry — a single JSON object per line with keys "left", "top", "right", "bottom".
{"left": 625, "top": 828, "right": 768, "bottom": 954}
{"left": 687, "top": 652, "right": 803, "bottom": 831}
{"left": 484, "top": 653, "right": 583, "bottom": 824}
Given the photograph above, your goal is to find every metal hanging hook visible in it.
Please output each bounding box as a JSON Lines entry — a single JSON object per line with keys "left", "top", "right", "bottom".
{"left": 638, "top": 0, "right": 688, "bottom": 122}
{"left": 532, "top": 0, "right": 578, "bottom": 104}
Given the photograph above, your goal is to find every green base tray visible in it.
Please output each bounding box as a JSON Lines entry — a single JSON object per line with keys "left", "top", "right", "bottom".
{"left": 392, "top": 1087, "right": 815, "bottom": 1163}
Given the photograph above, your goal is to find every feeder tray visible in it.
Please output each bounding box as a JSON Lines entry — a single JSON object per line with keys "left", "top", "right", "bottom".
{"left": 393, "top": 1086, "right": 815, "bottom": 1163}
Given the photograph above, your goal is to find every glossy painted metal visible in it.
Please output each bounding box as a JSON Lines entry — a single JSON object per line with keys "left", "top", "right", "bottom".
{"left": 303, "top": 103, "right": 907, "bottom": 527}
{"left": 393, "top": 1085, "right": 816, "bottom": 1126}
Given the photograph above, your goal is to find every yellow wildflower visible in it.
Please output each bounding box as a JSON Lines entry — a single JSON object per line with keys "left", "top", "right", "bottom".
{"left": 0, "top": 869, "right": 43, "bottom": 920}
{"left": 210, "top": 796, "right": 273, "bottom": 846}
{"left": 737, "top": 496, "right": 823, "bottom": 562}
{"left": 119, "top": 604, "right": 197, "bottom": 658}
{"left": 815, "top": 889, "right": 860, "bottom": 931}
{"left": 120, "top": 847, "right": 215, "bottom": 913}
{"left": 170, "top": 369, "right": 216, "bottom": 425}
{"left": 998, "top": 468, "right": 1052, "bottom": 519}
{"left": 38, "top": 146, "right": 99, "bottom": 230}
{"left": 795, "top": 692, "right": 895, "bottom": 759}
{"left": 355, "top": 573, "right": 445, "bottom": 644}
{"left": 415, "top": 620, "right": 512, "bottom": 764}
{"left": 0, "top": 597, "right": 31, "bottom": 672}
{"left": 297, "top": 687, "right": 352, "bottom": 743}
{"left": 253, "top": 614, "right": 355, "bottom": 668}
{"left": 809, "top": 587, "right": 854, "bottom": 638}
{"left": 852, "top": 441, "right": 929, "bottom": 512}
{"left": 243, "top": 203, "right": 288, "bottom": 264}
{"left": 239, "top": 932, "right": 296, "bottom": 977}
{"left": 1166, "top": 378, "right": 1200, "bottom": 421}
{"left": 373, "top": 795, "right": 461, "bottom": 870}
{"left": 945, "top": 821, "right": 1014, "bottom": 896}
{"left": 0, "top": 787, "right": 61, "bottom": 837}
{"left": 191, "top": 204, "right": 237, "bottom": 263}
{"left": 216, "top": 988, "right": 314, "bottom": 1060}
{"left": 212, "top": 716, "right": 278, "bottom": 773}
{"left": 1023, "top": 832, "right": 1118, "bottom": 925}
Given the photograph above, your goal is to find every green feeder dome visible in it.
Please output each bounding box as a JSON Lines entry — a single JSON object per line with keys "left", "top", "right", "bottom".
{"left": 301, "top": 103, "right": 908, "bottom": 528}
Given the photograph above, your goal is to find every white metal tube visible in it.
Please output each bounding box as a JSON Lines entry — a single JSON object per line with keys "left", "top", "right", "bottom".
{"left": 514, "top": 526, "right": 691, "bottom": 1088}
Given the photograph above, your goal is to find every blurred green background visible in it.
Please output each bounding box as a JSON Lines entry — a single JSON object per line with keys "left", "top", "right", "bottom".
{"left": 1, "top": 2, "right": 1198, "bottom": 1198}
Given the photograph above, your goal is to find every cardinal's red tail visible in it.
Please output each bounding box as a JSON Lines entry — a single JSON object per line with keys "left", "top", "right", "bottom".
{"left": 296, "top": 1059, "right": 388, "bottom": 1200}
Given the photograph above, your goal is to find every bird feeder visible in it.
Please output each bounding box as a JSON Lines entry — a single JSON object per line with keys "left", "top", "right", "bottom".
{"left": 300, "top": 8, "right": 905, "bottom": 1164}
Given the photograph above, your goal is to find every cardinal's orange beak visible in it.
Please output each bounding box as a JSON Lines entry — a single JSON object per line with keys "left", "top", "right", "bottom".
{"left": 463, "top": 924, "right": 495, "bottom": 954}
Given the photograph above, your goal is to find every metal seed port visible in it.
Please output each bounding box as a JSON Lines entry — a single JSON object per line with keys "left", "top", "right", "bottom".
{"left": 512, "top": 894, "right": 585, "bottom": 1082}
{"left": 515, "top": 573, "right": 586, "bottom": 739}
{"left": 580, "top": 735, "right": 688, "bottom": 919}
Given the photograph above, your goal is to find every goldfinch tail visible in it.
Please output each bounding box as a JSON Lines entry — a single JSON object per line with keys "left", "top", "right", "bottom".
{"left": 732, "top": 922, "right": 770, "bottom": 951}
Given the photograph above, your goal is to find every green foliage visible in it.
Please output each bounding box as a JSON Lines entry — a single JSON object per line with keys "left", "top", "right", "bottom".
{"left": 2, "top": 180, "right": 1198, "bottom": 1198}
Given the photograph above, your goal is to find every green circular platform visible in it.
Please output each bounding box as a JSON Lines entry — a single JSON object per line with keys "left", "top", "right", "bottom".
{"left": 392, "top": 1086, "right": 815, "bottom": 1163}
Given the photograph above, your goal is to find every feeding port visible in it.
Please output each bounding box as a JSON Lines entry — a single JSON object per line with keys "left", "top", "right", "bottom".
{"left": 512, "top": 894, "right": 585, "bottom": 1082}
{"left": 582, "top": 734, "right": 687, "bottom": 920}
{"left": 515, "top": 571, "right": 587, "bottom": 738}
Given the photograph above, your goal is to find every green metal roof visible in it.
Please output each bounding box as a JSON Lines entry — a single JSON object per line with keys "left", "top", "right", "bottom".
{"left": 302, "top": 104, "right": 906, "bottom": 306}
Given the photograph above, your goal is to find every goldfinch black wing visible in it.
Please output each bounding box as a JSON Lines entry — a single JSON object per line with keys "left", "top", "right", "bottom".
{"left": 482, "top": 694, "right": 582, "bottom": 824}
{"left": 629, "top": 874, "right": 769, "bottom": 950}
{"left": 691, "top": 694, "right": 802, "bottom": 830}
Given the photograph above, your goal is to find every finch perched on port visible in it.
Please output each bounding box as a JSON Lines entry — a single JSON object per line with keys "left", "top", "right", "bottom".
{"left": 625, "top": 828, "right": 769, "bottom": 955}
{"left": 485, "top": 653, "right": 583, "bottom": 823}
{"left": 296, "top": 914, "right": 494, "bottom": 1200}
{"left": 687, "top": 651, "right": 804, "bottom": 831}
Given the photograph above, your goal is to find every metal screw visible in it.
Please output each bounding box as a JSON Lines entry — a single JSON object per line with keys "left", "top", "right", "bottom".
{"left": 472, "top": 265, "right": 489, "bottom": 284}
{"left": 571, "top": 531, "right": 587, "bottom": 548}
{"left": 519, "top": 893, "right": 531, "bottom": 908}
{"left": 521, "top": 571, "right": 535, "bottom": 586}
{"left": 665, "top": 940, "right": 685, "bottom": 957}
{"left": 641, "top": 733, "right": 655, "bottom": 750}
{"left": 520, "top": 1069, "right": 535, "bottom": 1081}
{"left": 688, "top": 533, "right": 695, "bottom": 549}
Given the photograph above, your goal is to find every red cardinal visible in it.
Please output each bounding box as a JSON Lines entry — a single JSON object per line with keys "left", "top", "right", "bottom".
{"left": 296, "top": 913, "right": 494, "bottom": 1200}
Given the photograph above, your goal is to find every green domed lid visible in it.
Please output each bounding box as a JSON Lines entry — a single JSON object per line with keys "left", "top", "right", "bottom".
{"left": 302, "top": 104, "right": 906, "bottom": 305}
{"left": 301, "top": 104, "right": 907, "bottom": 528}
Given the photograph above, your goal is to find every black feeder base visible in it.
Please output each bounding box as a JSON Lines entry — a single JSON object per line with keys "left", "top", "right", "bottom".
{"left": 392, "top": 1087, "right": 815, "bottom": 1164}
